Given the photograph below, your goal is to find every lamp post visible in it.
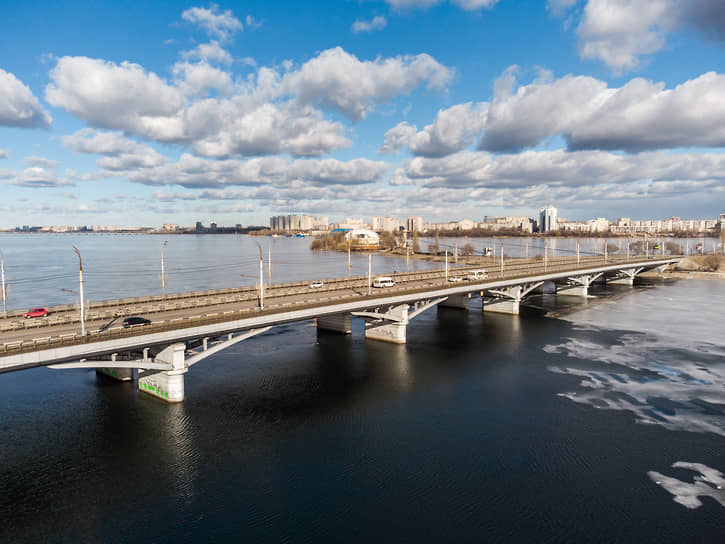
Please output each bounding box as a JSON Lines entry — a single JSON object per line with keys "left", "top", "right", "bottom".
{"left": 544, "top": 238, "right": 548, "bottom": 272}
{"left": 71, "top": 246, "right": 86, "bottom": 336}
{"left": 500, "top": 242, "right": 504, "bottom": 277}
{"left": 445, "top": 250, "right": 449, "bottom": 282}
{"left": 161, "top": 240, "right": 168, "bottom": 296}
{"left": 256, "top": 242, "right": 264, "bottom": 310}
{"left": 576, "top": 239, "right": 580, "bottom": 264}
{"left": 0, "top": 249, "right": 6, "bottom": 317}
{"left": 368, "top": 252, "right": 372, "bottom": 295}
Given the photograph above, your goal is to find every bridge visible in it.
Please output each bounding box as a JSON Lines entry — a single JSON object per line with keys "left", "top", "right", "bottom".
{"left": 0, "top": 254, "right": 679, "bottom": 402}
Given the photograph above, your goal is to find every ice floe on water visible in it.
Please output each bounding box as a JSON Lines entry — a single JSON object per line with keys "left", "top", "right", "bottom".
{"left": 544, "top": 280, "right": 725, "bottom": 436}
{"left": 545, "top": 334, "right": 725, "bottom": 436}
{"left": 648, "top": 462, "right": 725, "bottom": 509}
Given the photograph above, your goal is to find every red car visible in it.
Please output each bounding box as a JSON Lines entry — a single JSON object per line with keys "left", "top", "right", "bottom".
{"left": 24, "top": 308, "right": 49, "bottom": 318}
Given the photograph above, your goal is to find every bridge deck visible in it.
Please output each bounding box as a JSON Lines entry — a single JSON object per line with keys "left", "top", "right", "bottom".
{"left": 0, "top": 255, "right": 679, "bottom": 372}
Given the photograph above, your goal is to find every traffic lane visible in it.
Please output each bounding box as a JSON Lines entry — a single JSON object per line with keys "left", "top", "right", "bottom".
{"left": 0, "top": 278, "right": 447, "bottom": 345}
{"left": 0, "top": 273, "right": 445, "bottom": 330}
{"left": 1, "top": 284, "right": 377, "bottom": 343}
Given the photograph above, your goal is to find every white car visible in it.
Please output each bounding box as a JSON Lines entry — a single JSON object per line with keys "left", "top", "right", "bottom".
{"left": 448, "top": 276, "right": 463, "bottom": 282}
{"left": 309, "top": 281, "right": 324, "bottom": 288}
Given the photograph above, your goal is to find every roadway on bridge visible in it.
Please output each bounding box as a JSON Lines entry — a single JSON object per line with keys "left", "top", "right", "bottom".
{"left": 0, "top": 256, "right": 672, "bottom": 355}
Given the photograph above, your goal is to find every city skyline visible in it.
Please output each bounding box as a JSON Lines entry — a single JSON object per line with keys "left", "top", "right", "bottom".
{"left": 1, "top": 1, "right": 725, "bottom": 228}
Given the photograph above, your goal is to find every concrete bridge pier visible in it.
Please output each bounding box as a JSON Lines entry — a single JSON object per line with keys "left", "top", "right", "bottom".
{"left": 557, "top": 273, "right": 603, "bottom": 297}
{"left": 533, "top": 280, "right": 557, "bottom": 294}
{"left": 316, "top": 313, "right": 352, "bottom": 334}
{"left": 353, "top": 298, "right": 446, "bottom": 344}
{"left": 439, "top": 293, "right": 470, "bottom": 310}
{"left": 484, "top": 282, "right": 543, "bottom": 315}
{"left": 96, "top": 355, "right": 133, "bottom": 381}
{"left": 138, "top": 343, "right": 187, "bottom": 403}
{"left": 361, "top": 304, "right": 409, "bottom": 344}
{"left": 607, "top": 267, "right": 644, "bottom": 285}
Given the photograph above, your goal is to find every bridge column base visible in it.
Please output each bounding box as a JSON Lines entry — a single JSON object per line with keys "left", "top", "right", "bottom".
{"left": 484, "top": 298, "right": 520, "bottom": 315}
{"left": 607, "top": 267, "right": 644, "bottom": 285}
{"left": 557, "top": 284, "right": 589, "bottom": 297}
{"left": 608, "top": 276, "right": 634, "bottom": 285}
{"left": 138, "top": 343, "right": 186, "bottom": 403}
{"left": 96, "top": 367, "right": 133, "bottom": 381}
{"left": 365, "top": 305, "right": 408, "bottom": 344}
{"left": 557, "top": 273, "right": 603, "bottom": 297}
{"left": 483, "top": 282, "right": 542, "bottom": 315}
{"left": 439, "top": 293, "right": 470, "bottom": 310}
{"left": 317, "top": 313, "right": 352, "bottom": 334}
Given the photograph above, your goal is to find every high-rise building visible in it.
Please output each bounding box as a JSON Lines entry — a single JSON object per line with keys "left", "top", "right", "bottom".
{"left": 406, "top": 216, "right": 424, "bottom": 232}
{"left": 539, "top": 206, "right": 558, "bottom": 232}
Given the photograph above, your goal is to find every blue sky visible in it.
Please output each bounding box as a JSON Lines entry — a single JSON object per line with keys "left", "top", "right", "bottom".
{"left": 1, "top": 0, "right": 724, "bottom": 228}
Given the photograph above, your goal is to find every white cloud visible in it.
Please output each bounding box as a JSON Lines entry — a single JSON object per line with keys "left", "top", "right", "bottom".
{"left": 388, "top": 68, "right": 725, "bottom": 155}
{"left": 352, "top": 16, "right": 387, "bottom": 34}
{"left": 46, "top": 56, "right": 186, "bottom": 141}
{"left": 396, "top": 149, "right": 725, "bottom": 190}
{"left": 100, "top": 153, "right": 389, "bottom": 189}
{"left": 3, "top": 166, "right": 72, "bottom": 188}
{"left": 577, "top": 0, "right": 674, "bottom": 73}
{"left": 245, "top": 15, "right": 262, "bottom": 30}
{"left": 282, "top": 47, "right": 454, "bottom": 120}
{"left": 46, "top": 48, "right": 451, "bottom": 157}
{"left": 380, "top": 122, "right": 418, "bottom": 154}
{"left": 482, "top": 70, "right": 725, "bottom": 152}
{"left": 62, "top": 128, "right": 167, "bottom": 171}
{"left": 451, "top": 0, "right": 500, "bottom": 9}
{"left": 547, "top": 0, "right": 580, "bottom": 16}
{"left": 0, "top": 68, "right": 52, "bottom": 128}
{"left": 23, "top": 156, "right": 59, "bottom": 168}
{"left": 182, "top": 41, "right": 233, "bottom": 65}
{"left": 181, "top": 4, "right": 243, "bottom": 41}
{"left": 172, "top": 61, "right": 234, "bottom": 96}
{"left": 381, "top": 102, "right": 489, "bottom": 156}
{"left": 0, "top": 149, "right": 9, "bottom": 159}
{"left": 186, "top": 102, "right": 351, "bottom": 158}
{"left": 553, "top": 0, "right": 725, "bottom": 73}
{"left": 384, "top": 0, "right": 500, "bottom": 10}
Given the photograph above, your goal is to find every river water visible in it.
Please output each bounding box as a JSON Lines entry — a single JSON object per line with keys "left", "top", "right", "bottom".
{"left": 1, "top": 234, "right": 724, "bottom": 542}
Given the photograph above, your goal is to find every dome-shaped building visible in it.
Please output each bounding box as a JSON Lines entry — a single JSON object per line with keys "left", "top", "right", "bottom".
{"left": 345, "top": 229, "right": 380, "bottom": 250}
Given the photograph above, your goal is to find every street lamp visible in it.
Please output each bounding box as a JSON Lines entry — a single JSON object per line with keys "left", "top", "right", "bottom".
{"left": 0, "top": 249, "right": 7, "bottom": 318}
{"left": 161, "top": 240, "right": 168, "bottom": 296}
{"left": 255, "top": 242, "right": 264, "bottom": 310}
{"left": 71, "top": 246, "right": 86, "bottom": 336}
{"left": 368, "top": 252, "right": 372, "bottom": 295}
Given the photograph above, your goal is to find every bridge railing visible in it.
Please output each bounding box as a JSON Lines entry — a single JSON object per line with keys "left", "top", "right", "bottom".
{"left": 0, "top": 256, "right": 680, "bottom": 357}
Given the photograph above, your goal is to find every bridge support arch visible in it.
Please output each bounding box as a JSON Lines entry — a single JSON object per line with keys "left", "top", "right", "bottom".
{"left": 607, "top": 267, "right": 644, "bottom": 285}
{"left": 353, "top": 297, "right": 447, "bottom": 344}
{"left": 557, "top": 273, "right": 603, "bottom": 297}
{"left": 49, "top": 327, "right": 272, "bottom": 403}
{"left": 484, "top": 282, "right": 543, "bottom": 315}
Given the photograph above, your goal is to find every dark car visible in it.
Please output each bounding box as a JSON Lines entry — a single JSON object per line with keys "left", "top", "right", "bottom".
{"left": 122, "top": 316, "right": 151, "bottom": 328}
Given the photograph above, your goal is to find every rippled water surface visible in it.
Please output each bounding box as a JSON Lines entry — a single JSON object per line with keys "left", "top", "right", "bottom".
{"left": 1, "top": 234, "right": 724, "bottom": 542}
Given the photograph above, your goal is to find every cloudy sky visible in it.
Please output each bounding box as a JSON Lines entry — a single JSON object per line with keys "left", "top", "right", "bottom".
{"left": 1, "top": 0, "right": 724, "bottom": 228}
